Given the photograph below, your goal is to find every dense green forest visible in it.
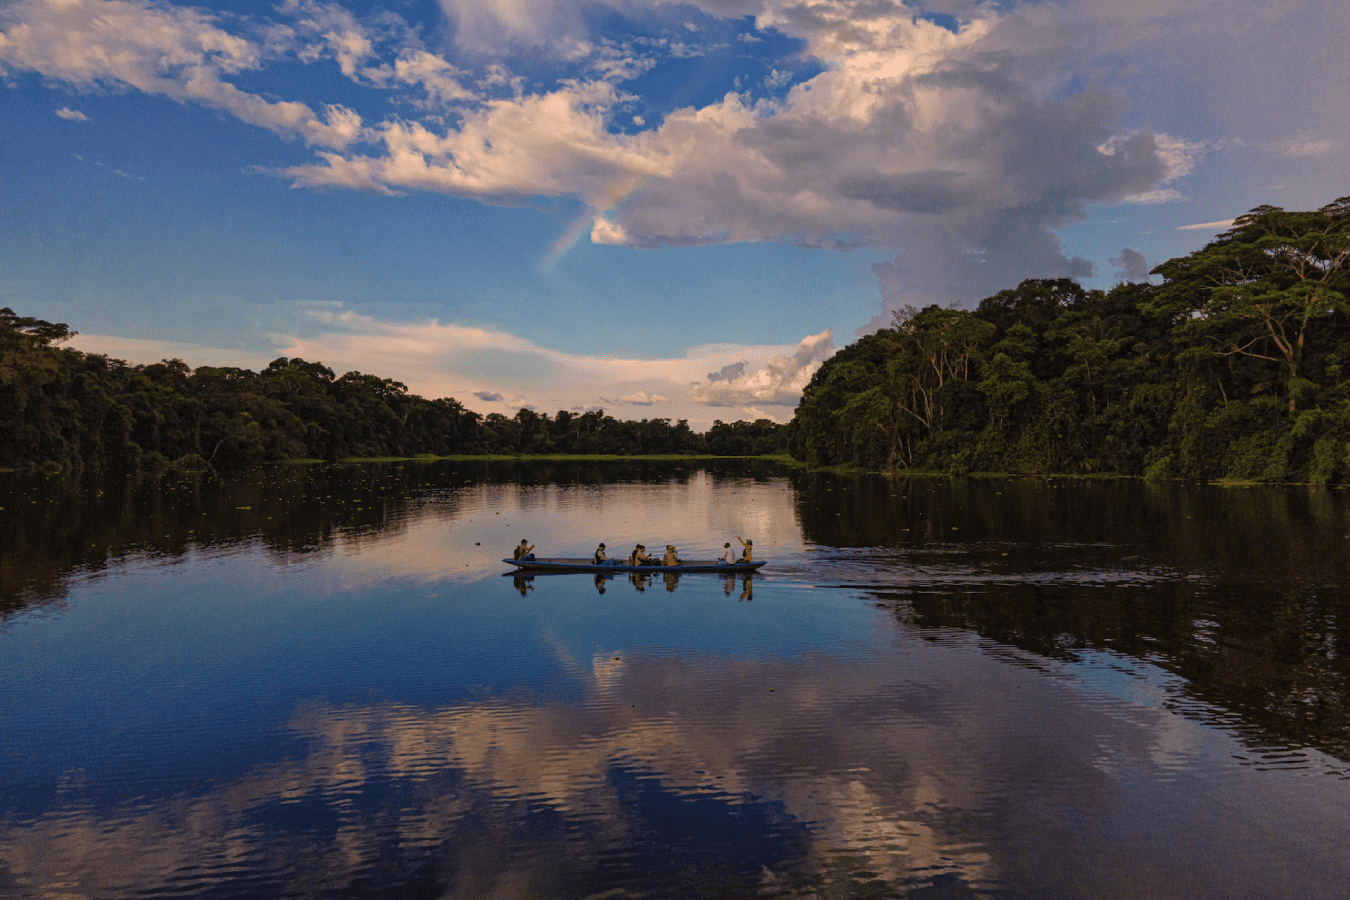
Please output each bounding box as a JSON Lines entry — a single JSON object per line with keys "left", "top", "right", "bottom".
{"left": 0, "top": 310, "right": 787, "bottom": 472}
{"left": 788, "top": 197, "right": 1350, "bottom": 482}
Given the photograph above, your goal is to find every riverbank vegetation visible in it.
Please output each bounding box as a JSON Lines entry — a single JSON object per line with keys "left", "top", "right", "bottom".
{"left": 0, "top": 309, "right": 788, "bottom": 472}
{"left": 788, "top": 198, "right": 1350, "bottom": 482}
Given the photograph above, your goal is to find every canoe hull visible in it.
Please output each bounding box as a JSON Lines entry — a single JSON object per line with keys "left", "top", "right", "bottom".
{"left": 504, "top": 557, "right": 764, "bottom": 574}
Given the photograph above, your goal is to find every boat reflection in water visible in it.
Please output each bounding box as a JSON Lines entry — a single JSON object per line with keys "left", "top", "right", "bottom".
{"left": 515, "top": 568, "right": 757, "bottom": 599}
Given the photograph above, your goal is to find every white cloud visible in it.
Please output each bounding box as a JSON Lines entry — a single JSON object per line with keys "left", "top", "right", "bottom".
{"left": 283, "top": 79, "right": 655, "bottom": 205}
{"left": 1151, "top": 133, "right": 1209, "bottom": 182}
{"left": 687, "top": 330, "right": 835, "bottom": 408}
{"left": 54, "top": 105, "right": 87, "bottom": 120}
{"left": 1177, "top": 218, "right": 1235, "bottom": 232}
{"left": 0, "top": 0, "right": 363, "bottom": 149}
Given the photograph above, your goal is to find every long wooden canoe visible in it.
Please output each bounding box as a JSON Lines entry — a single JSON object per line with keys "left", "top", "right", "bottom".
{"left": 503, "top": 557, "right": 765, "bottom": 574}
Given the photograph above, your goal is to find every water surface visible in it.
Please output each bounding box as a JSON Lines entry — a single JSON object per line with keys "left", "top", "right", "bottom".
{"left": 3, "top": 462, "right": 1349, "bottom": 898}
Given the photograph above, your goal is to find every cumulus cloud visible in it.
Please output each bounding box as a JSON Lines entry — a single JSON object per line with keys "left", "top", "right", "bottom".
{"left": 473, "top": 390, "right": 503, "bottom": 402}
{"left": 55, "top": 106, "right": 88, "bottom": 120}
{"left": 687, "top": 330, "right": 835, "bottom": 408}
{"left": 256, "top": 0, "right": 1172, "bottom": 317}
{"left": 11, "top": 0, "right": 1343, "bottom": 344}
{"left": 1110, "top": 248, "right": 1150, "bottom": 281}
{"left": 300, "top": 5, "right": 1184, "bottom": 336}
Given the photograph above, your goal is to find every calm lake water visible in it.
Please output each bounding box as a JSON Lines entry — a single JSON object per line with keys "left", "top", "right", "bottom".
{"left": 3, "top": 460, "right": 1350, "bottom": 899}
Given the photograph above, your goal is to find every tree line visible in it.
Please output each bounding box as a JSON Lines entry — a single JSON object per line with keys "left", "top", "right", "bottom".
{"left": 8, "top": 195, "right": 1346, "bottom": 479}
{"left": 788, "top": 197, "right": 1350, "bottom": 482}
{"left": 0, "top": 312, "right": 787, "bottom": 472}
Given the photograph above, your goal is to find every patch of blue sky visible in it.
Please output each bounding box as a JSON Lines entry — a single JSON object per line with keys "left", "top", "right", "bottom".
{"left": 914, "top": 11, "right": 961, "bottom": 33}
{"left": 4, "top": 96, "right": 550, "bottom": 347}
{"left": 538, "top": 240, "right": 883, "bottom": 355}
{"left": 1055, "top": 72, "right": 1088, "bottom": 102}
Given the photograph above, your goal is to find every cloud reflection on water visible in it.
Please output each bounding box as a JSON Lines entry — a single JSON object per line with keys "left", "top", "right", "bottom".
{"left": 9, "top": 469, "right": 1350, "bottom": 898}
{"left": 6, "top": 619, "right": 1349, "bottom": 899}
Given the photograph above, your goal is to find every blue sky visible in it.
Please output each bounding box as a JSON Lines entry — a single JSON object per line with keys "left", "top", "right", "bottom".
{"left": 2, "top": 0, "right": 1347, "bottom": 426}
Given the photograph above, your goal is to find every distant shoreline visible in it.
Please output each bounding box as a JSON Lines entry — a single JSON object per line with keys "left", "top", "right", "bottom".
{"left": 307, "top": 453, "right": 800, "bottom": 464}
{"left": 6, "top": 455, "right": 1344, "bottom": 486}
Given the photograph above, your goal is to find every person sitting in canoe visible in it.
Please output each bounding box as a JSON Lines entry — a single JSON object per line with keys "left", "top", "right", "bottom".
{"left": 629, "top": 544, "right": 649, "bottom": 565}
{"left": 514, "top": 539, "right": 535, "bottom": 560}
{"left": 717, "top": 542, "right": 735, "bottom": 564}
{"left": 663, "top": 544, "right": 682, "bottom": 566}
{"left": 593, "top": 542, "right": 607, "bottom": 565}
{"left": 737, "top": 536, "right": 753, "bottom": 562}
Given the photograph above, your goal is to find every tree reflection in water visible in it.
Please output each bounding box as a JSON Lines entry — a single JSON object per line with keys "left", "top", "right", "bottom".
{"left": 6, "top": 462, "right": 1350, "bottom": 898}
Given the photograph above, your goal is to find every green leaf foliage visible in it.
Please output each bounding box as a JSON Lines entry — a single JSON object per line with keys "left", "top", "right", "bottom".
{"left": 789, "top": 196, "right": 1350, "bottom": 482}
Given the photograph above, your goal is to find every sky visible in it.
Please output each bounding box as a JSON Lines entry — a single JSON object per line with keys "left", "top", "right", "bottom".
{"left": 2, "top": 0, "right": 1347, "bottom": 428}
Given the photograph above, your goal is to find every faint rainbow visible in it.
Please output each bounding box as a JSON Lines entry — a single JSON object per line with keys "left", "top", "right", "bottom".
{"left": 538, "top": 176, "right": 652, "bottom": 271}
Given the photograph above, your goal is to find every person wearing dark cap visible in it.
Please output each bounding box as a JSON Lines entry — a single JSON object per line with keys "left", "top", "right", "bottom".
{"left": 737, "top": 536, "right": 753, "bottom": 562}
{"left": 718, "top": 542, "right": 735, "bottom": 564}
{"left": 514, "top": 539, "right": 535, "bottom": 560}
{"left": 593, "top": 542, "right": 608, "bottom": 565}
{"left": 663, "top": 544, "right": 682, "bottom": 566}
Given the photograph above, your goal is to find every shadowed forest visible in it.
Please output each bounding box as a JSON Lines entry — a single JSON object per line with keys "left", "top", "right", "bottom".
{"left": 0, "top": 311, "right": 786, "bottom": 472}
{"left": 3, "top": 198, "right": 1348, "bottom": 480}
